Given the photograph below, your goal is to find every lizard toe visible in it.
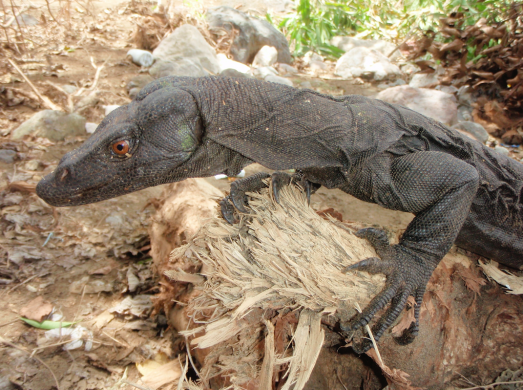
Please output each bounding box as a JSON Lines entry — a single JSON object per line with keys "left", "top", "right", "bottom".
{"left": 220, "top": 196, "right": 237, "bottom": 224}
{"left": 342, "top": 257, "right": 394, "bottom": 275}
{"left": 271, "top": 172, "right": 292, "bottom": 204}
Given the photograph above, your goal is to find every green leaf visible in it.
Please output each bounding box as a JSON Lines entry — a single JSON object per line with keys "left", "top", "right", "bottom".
{"left": 21, "top": 318, "right": 77, "bottom": 330}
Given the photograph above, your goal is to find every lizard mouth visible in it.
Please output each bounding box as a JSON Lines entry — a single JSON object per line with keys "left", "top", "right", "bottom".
{"left": 36, "top": 171, "right": 113, "bottom": 207}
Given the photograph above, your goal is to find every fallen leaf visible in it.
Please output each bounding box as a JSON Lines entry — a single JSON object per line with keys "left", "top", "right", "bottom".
{"left": 454, "top": 264, "right": 486, "bottom": 294}
{"left": 479, "top": 260, "right": 523, "bottom": 295}
{"left": 19, "top": 296, "right": 53, "bottom": 322}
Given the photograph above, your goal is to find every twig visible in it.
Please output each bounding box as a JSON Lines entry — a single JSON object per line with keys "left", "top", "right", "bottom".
{"left": 9, "top": 0, "right": 25, "bottom": 52}
{"left": 44, "top": 0, "right": 60, "bottom": 25}
{"left": 335, "top": 368, "right": 348, "bottom": 390}
{"left": 354, "top": 302, "right": 383, "bottom": 366}
{"left": 5, "top": 272, "right": 42, "bottom": 294}
{"left": 121, "top": 379, "right": 155, "bottom": 390}
{"left": 185, "top": 337, "right": 201, "bottom": 378}
{"left": 0, "top": 5, "right": 29, "bottom": 28}
{"left": 102, "top": 331, "right": 130, "bottom": 347}
{"left": 44, "top": 81, "right": 74, "bottom": 112}
{"left": 7, "top": 59, "right": 62, "bottom": 111}
{"left": 73, "top": 57, "right": 107, "bottom": 97}
{"left": 0, "top": 336, "right": 61, "bottom": 390}
{"left": 459, "top": 380, "right": 523, "bottom": 390}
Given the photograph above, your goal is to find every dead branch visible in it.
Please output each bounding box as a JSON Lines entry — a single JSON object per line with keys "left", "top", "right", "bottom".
{"left": 7, "top": 59, "right": 63, "bottom": 111}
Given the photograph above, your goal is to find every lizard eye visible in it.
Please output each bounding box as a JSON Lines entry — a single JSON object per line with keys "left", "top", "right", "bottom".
{"left": 111, "top": 140, "right": 130, "bottom": 156}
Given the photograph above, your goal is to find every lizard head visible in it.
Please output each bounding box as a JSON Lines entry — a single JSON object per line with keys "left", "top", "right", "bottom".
{"left": 36, "top": 87, "right": 203, "bottom": 206}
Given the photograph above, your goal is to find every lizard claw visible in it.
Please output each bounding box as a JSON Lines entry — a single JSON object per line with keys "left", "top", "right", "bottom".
{"left": 341, "top": 227, "right": 432, "bottom": 352}
{"left": 271, "top": 172, "right": 292, "bottom": 204}
{"left": 220, "top": 172, "right": 270, "bottom": 224}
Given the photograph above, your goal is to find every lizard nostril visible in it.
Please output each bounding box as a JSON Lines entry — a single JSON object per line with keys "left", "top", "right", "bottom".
{"left": 59, "top": 168, "right": 69, "bottom": 182}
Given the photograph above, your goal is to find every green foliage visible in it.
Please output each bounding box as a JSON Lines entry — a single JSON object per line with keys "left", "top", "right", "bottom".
{"left": 271, "top": 0, "right": 517, "bottom": 58}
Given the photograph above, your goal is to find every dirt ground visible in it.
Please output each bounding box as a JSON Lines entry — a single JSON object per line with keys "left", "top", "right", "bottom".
{"left": 0, "top": 1, "right": 521, "bottom": 389}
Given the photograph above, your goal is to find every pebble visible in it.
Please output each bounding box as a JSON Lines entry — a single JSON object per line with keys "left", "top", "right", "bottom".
{"left": 0, "top": 149, "right": 16, "bottom": 164}
{"left": 103, "top": 105, "right": 120, "bottom": 116}
{"left": 85, "top": 123, "right": 98, "bottom": 134}
{"left": 494, "top": 146, "right": 509, "bottom": 156}
{"left": 265, "top": 74, "right": 293, "bottom": 87}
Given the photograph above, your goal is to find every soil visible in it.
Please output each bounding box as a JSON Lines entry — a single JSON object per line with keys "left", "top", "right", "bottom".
{"left": 0, "top": 1, "right": 521, "bottom": 390}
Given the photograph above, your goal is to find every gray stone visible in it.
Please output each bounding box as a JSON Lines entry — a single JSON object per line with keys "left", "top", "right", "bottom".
{"left": 219, "top": 68, "right": 253, "bottom": 78}
{"left": 276, "top": 63, "right": 298, "bottom": 75}
{"left": 0, "top": 149, "right": 16, "bottom": 164}
{"left": 409, "top": 72, "right": 439, "bottom": 88}
{"left": 149, "top": 57, "right": 208, "bottom": 79}
{"left": 265, "top": 75, "right": 293, "bottom": 87}
{"left": 151, "top": 24, "right": 219, "bottom": 77}
{"left": 452, "top": 121, "right": 489, "bottom": 144}
{"left": 12, "top": 110, "right": 86, "bottom": 141}
{"left": 253, "top": 45, "right": 278, "bottom": 68}
{"left": 206, "top": 6, "right": 291, "bottom": 64}
{"left": 457, "top": 85, "right": 473, "bottom": 106}
{"left": 457, "top": 105, "right": 473, "bottom": 122}
{"left": 253, "top": 66, "right": 278, "bottom": 79}
{"left": 17, "top": 13, "right": 39, "bottom": 26}
{"left": 126, "top": 74, "right": 154, "bottom": 99}
{"left": 127, "top": 49, "right": 154, "bottom": 67}
{"left": 435, "top": 85, "right": 458, "bottom": 95}
{"left": 335, "top": 47, "right": 402, "bottom": 81}
{"left": 377, "top": 79, "right": 406, "bottom": 89}
{"left": 331, "top": 36, "right": 403, "bottom": 61}
{"left": 377, "top": 85, "right": 458, "bottom": 125}
{"left": 303, "top": 51, "right": 323, "bottom": 66}
{"left": 300, "top": 81, "right": 312, "bottom": 89}
{"left": 400, "top": 63, "right": 421, "bottom": 76}
{"left": 216, "top": 53, "right": 251, "bottom": 74}
{"left": 61, "top": 85, "right": 78, "bottom": 94}
{"left": 494, "top": 146, "right": 509, "bottom": 156}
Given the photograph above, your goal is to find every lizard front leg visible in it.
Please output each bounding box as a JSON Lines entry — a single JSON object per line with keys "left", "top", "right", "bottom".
{"left": 342, "top": 151, "right": 480, "bottom": 352}
{"left": 220, "top": 171, "right": 320, "bottom": 223}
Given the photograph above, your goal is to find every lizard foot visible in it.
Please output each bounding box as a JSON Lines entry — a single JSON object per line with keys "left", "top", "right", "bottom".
{"left": 341, "top": 227, "right": 429, "bottom": 353}
{"left": 220, "top": 171, "right": 320, "bottom": 223}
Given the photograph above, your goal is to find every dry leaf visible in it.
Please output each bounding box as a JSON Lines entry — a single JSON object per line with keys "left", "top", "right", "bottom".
{"left": 479, "top": 260, "right": 523, "bottom": 295}
{"left": 20, "top": 296, "right": 53, "bottom": 322}
{"left": 454, "top": 264, "right": 486, "bottom": 294}
{"left": 138, "top": 358, "right": 182, "bottom": 390}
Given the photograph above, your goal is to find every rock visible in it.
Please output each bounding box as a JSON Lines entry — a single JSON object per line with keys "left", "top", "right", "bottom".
{"left": 85, "top": 123, "right": 98, "bottom": 134}
{"left": 17, "top": 13, "right": 39, "bottom": 26}
{"left": 0, "top": 149, "right": 16, "bottom": 164}
{"left": 300, "top": 81, "right": 312, "bottom": 89}
{"left": 11, "top": 110, "right": 86, "bottom": 141}
{"left": 457, "top": 105, "right": 473, "bottom": 122}
{"left": 457, "top": 85, "right": 473, "bottom": 106}
{"left": 74, "top": 93, "right": 100, "bottom": 112}
{"left": 149, "top": 57, "right": 208, "bottom": 79}
{"left": 265, "top": 74, "right": 293, "bottom": 87}
{"left": 126, "top": 74, "right": 154, "bottom": 99}
{"left": 151, "top": 24, "right": 220, "bottom": 77}
{"left": 409, "top": 72, "right": 439, "bottom": 88}
{"left": 435, "top": 85, "right": 458, "bottom": 94}
{"left": 400, "top": 62, "right": 421, "bottom": 76}
{"left": 494, "top": 146, "right": 509, "bottom": 156}
{"left": 216, "top": 53, "right": 251, "bottom": 74}
{"left": 377, "top": 79, "right": 406, "bottom": 89}
{"left": 219, "top": 68, "right": 253, "bottom": 78}
{"left": 103, "top": 105, "right": 120, "bottom": 116}
{"left": 335, "top": 47, "right": 402, "bottom": 81}
{"left": 501, "top": 130, "right": 523, "bottom": 145}
{"left": 376, "top": 85, "right": 458, "bottom": 125}
{"left": 252, "top": 45, "right": 278, "bottom": 68}
{"left": 331, "top": 36, "right": 403, "bottom": 60}
{"left": 303, "top": 51, "right": 323, "bottom": 66}
{"left": 253, "top": 66, "right": 278, "bottom": 79}
{"left": 127, "top": 49, "right": 154, "bottom": 67}
{"left": 206, "top": 6, "right": 292, "bottom": 64}
{"left": 452, "top": 121, "right": 489, "bottom": 144}
{"left": 276, "top": 63, "right": 298, "bottom": 75}
{"left": 61, "top": 85, "right": 78, "bottom": 94}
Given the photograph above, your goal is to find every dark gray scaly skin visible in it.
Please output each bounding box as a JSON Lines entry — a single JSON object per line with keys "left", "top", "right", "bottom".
{"left": 37, "top": 76, "right": 523, "bottom": 352}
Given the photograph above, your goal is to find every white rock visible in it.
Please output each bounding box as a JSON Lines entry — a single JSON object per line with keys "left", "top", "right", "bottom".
{"left": 85, "top": 122, "right": 98, "bottom": 134}
{"left": 335, "top": 47, "right": 402, "bottom": 81}
{"left": 253, "top": 66, "right": 278, "bottom": 79}
{"left": 377, "top": 85, "right": 458, "bottom": 125}
{"left": 216, "top": 53, "right": 251, "bottom": 74}
{"left": 303, "top": 51, "right": 323, "bottom": 66}
{"left": 409, "top": 72, "right": 439, "bottom": 88}
{"left": 331, "top": 36, "right": 403, "bottom": 60}
{"left": 252, "top": 45, "right": 278, "bottom": 68}
{"left": 103, "top": 105, "right": 120, "bottom": 116}
{"left": 276, "top": 63, "right": 298, "bottom": 75}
